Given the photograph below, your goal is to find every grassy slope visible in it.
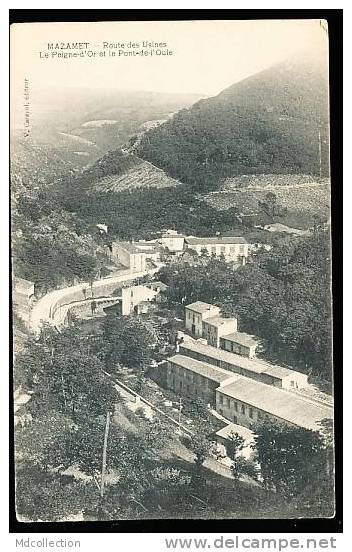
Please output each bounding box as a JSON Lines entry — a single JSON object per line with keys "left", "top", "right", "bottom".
{"left": 92, "top": 159, "right": 180, "bottom": 193}
{"left": 200, "top": 174, "right": 330, "bottom": 229}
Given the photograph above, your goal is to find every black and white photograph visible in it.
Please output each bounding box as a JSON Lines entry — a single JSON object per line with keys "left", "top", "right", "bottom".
{"left": 10, "top": 15, "right": 340, "bottom": 528}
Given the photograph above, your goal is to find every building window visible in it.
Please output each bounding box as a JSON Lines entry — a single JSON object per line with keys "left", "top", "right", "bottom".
{"left": 234, "top": 402, "right": 238, "bottom": 412}
{"left": 220, "top": 246, "right": 226, "bottom": 254}
{"left": 249, "top": 408, "right": 253, "bottom": 419}
{"left": 219, "top": 395, "right": 224, "bottom": 404}
{"left": 227, "top": 398, "right": 231, "bottom": 408}
{"left": 258, "top": 411, "right": 262, "bottom": 420}
{"left": 241, "top": 404, "right": 245, "bottom": 414}
{"left": 290, "top": 380, "right": 295, "bottom": 387}
{"left": 233, "top": 415, "right": 237, "bottom": 423}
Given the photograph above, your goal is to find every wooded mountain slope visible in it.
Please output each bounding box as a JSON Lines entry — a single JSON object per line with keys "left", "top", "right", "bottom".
{"left": 135, "top": 54, "right": 330, "bottom": 190}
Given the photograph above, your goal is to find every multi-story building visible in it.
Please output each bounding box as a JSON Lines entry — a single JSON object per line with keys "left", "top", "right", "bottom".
{"left": 216, "top": 378, "right": 332, "bottom": 432}
{"left": 166, "top": 352, "right": 332, "bottom": 432}
{"left": 185, "top": 236, "right": 249, "bottom": 264}
{"left": 185, "top": 301, "right": 220, "bottom": 338}
{"left": 167, "top": 354, "right": 238, "bottom": 405}
{"left": 179, "top": 339, "right": 308, "bottom": 390}
{"left": 111, "top": 241, "right": 146, "bottom": 273}
{"left": 132, "top": 240, "right": 162, "bottom": 263}
{"left": 159, "top": 230, "right": 185, "bottom": 253}
{"left": 202, "top": 316, "right": 238, "bottom": 348}
{"left": 220, "top": 332, "right": 259, "bottom": 358}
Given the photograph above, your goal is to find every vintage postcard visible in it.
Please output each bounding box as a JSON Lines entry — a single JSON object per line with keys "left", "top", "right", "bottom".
{"left": 11, "top": 18, "right": 334, "bottom": 523}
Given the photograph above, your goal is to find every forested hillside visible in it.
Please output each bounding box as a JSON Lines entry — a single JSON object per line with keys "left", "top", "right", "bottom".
{"left": 158, "top": 229, "right": 332, "bottom": 382}
{"left": 135, "top": 54, "right": 329, "bottom": 190}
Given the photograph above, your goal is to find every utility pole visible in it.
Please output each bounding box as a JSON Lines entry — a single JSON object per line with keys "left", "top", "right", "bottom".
{"left": 100, "top": 410, "right": 111, "bottom": 498}
{"left": 178, "top": 397, "right": 182, "bottom": 431}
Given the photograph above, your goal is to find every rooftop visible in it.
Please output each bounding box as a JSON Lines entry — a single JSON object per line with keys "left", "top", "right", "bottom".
{"left": 218, "top": 379, "right": 332, "bottom": 431}
{"left": 168, "top": 354, "right": 239, "bottom": 384}
{"left": 179, "top": 339, "right": 305, "bottom": 380}
{"left": 203, "top": 316, "right": 237, "bottom": 328}
{"left": 162, "top": 231, "right": 185, "bottom": 239}
{"left": 215, "top": 422, "right": 255, "bottom": 443}
{"left": 185, "top": 301, "right": 220, "bottom": 314}
{"left": 133, "top": 241, "right": 163, "bottom": 252}
{"left": 221, "top": 332, "right": 259, "bottom": 348}
{"left": 185, "top": 236, "right": 248, "bottom": 246}
{"left": 114, "top": 241, "right": 140, "bottom": 253}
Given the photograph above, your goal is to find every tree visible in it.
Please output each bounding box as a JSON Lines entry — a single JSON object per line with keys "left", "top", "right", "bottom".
{"left": 187, "top": 435, "right": 209, "bottom": 470}
{"left": 223, "top": 431, "right": 259, "bottom": 482}
{"left": 42, "top": 419, "right": 112, "bottom": 478}
{"left": 225, "top": 430, "right": 245, "bottom": 460}
{"left": 102, "top": 315, "right": 157, "bottom": 372}
{"left": 182, "top": 397, "right": 208, "bottom": 420}
{"left": 16, "top": 462, "right": 98, "bottom": 522}
{"left": 12, "top": 209, "right": 100, "bottom": 294}
{"left": 144, "top": 466, "right": 192, "bottom": 511}
{"left": 24, "top": 325, "right": 117, "bottom": 421}
{"left": 254, "top": 420, "right": 328, "bottom": 499}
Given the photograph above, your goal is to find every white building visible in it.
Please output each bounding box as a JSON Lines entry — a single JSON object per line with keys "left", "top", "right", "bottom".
{"left": 216, "top": 378, "right": 332, "bottom": 432}
{"left": 132, "top": 240, "right": 162, "bottom": 263}
{"left": 121, "top": 284, "right": 158, "bottom": 315}
{"left": 179, "top": 339, "right": 309, "bottom": 390}
{"left": 159, "top": 230, "right": 185, "bottom": 253}
{"left": 202, "top": 316, "right": 238, "bottom": 348}
{"left": 166, "top": 352, "right": 332, "bottom": 432}
{"left": 185, "top": 301, "right": 220, "bottom": 338}
{"left": 185, "top": 236, "right": 249, "bottom": 264}
{"left": 220, "top": 332, "right": 259, "bottom": 358}
{"left": 111, "top": 241, "right": 146, "bottom": 273}
{"left": 214, "top": 423, "right": 256, "bottom": 464}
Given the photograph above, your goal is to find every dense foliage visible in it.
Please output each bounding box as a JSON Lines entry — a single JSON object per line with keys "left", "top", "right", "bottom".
{"left": 57, "top": 172, "right": 243, "bottom": 240}
{"left": 12, "top": 193, "right": 103, "bottom": 293}
{"left": 100, "top": 314, "right": 158, "bottom": 371}
{"left": 254, "top": 420, "right": 334, "bottom": 516}
{"left": 158, "top": 230, "right": 332, "bottom": 380}
{"left": 135, "top": 57, "right": 329, "bottom": 191}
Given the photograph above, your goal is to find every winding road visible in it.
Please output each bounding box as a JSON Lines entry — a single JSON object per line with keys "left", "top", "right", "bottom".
{"left": 29, "top": 266, "right": 160, "bottom": 334}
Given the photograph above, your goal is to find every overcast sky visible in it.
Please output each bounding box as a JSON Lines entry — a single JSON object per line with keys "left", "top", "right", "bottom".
{"left": 11, "top": 19, "right": 327, "bottom": 110}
